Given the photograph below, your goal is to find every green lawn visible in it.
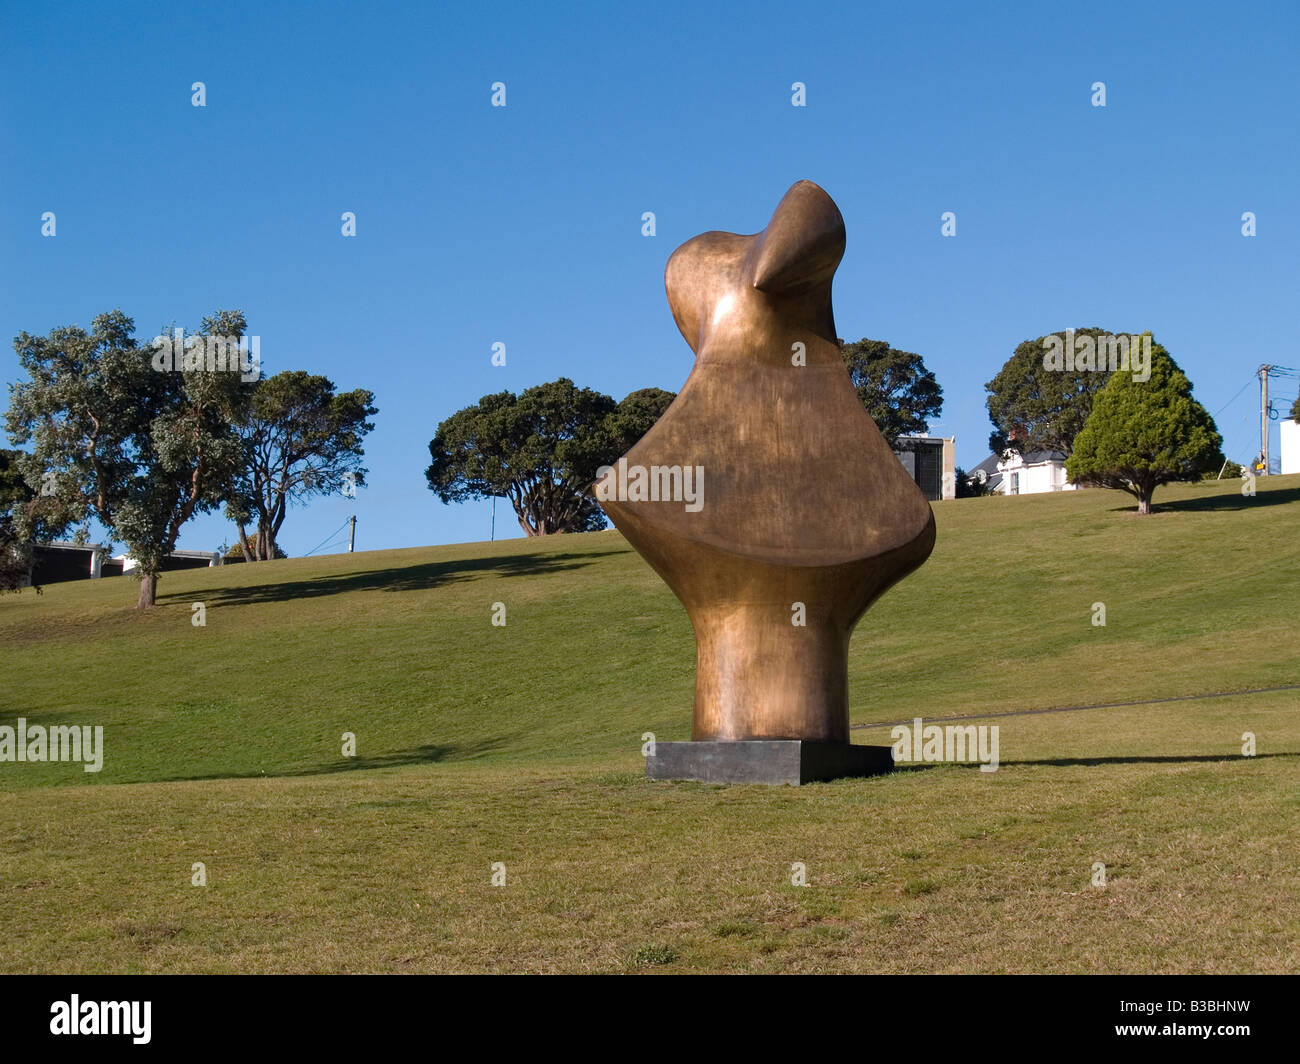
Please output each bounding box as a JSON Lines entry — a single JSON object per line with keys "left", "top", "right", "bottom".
{"left": 1, "top": 476, "right": 1297, "bottom": 972}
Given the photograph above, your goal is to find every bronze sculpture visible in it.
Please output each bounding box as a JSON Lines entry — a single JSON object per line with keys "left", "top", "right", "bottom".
{"left": 597, "top": 181, "right": 935, "bottom": 782}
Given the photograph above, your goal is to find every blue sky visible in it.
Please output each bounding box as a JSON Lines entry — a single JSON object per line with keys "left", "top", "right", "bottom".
{"left": 2, "top": 0, "right": 1296, "bottom": 555}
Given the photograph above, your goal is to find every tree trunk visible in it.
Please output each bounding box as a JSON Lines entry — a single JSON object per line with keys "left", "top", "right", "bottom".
{"left": 136, "top": 570, "right": 158, "bottom": 609}
{"left": 1137, "top": 494, "right": 1152, "bottom": 515}
{"left": 237, "top": 524, "right": 254, "bottom": 563}
{"left": 516, "top": 506, "right": 540, "bottom": 536}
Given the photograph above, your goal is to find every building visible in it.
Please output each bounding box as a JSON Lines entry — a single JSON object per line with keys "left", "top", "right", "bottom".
{"left": 1282, "top": 419, "right": 1299, "bottom": 475}
{"left": 894, "top": 436, "right": 956, "bottom": 501}
{"left": 967, "top": 453, "right": 1004, "bottom": 494}
{"left": 16, "top": 543, "right": 221, "bottom": 587}
{"left": 998, "top": 449, "right": 1074, "bottom": 495}
{"left": 968, "top": 450, "right": 1075, "bottom": 496}
{"left": 117, "top": 549, "right": 222, "bottom": 573}
{"left": 23, "top": 542, "right": 123, "bottom": 586}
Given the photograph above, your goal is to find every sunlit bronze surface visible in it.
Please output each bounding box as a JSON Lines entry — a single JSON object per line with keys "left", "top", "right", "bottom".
{"left": 598, "top": 181, "right": 935, "bottom": 742}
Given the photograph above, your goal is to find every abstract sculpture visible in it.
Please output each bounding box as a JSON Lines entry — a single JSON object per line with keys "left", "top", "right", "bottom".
{"left": 597, "top": 181, "right": 935, "bottom": 783}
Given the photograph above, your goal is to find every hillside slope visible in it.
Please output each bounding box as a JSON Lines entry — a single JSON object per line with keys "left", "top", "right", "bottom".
{"left": 1, "top": 476, "right": 1298, "bottom": 788}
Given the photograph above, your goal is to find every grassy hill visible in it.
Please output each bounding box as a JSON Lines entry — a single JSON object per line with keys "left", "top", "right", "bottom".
{"left": 1, "top": 476, "right": 1297, "bottom": 972}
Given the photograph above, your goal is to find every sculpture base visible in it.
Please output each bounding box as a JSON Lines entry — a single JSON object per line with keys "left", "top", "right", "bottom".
{"left": 646, "top": 740, "right": 893, "bottom": 786}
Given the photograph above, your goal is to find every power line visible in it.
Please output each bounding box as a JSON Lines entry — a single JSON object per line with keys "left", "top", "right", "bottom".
{"left": 302, "top": 518, "right": 352, "bottom": 558}
{"left": 305, "top": 533, "right": 349, "bottom": 557}
{"left": 1212, "top": 378, "right": 1256, "bottom": 417}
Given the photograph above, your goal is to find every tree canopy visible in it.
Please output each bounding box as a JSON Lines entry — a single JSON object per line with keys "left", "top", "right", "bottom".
{"left": 0, "top": 448, "right": 37, "bottom": 592}
{"left": 225, "top": 371, "right": 377, "bottom": 561}
{"left": 426, "top": 380, "right": 675, "bottom": 536}
{"left": 1066, "top": 337, "right": 1222, "bottom": 514}
{"left": 4, "top": 309, "right": 253, "bottom": 607}
{"left": 985, "top": 327, "right": 1122, "bottom": 456}
{"left": 839, "top": 338, "right": 942, "bottom": 447}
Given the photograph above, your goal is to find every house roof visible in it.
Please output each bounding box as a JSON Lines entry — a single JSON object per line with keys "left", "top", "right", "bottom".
{"left": 114, "top": 549, "right": 220, "bottom": 562}
{"left": 977, "top": 449, "right": 1068, "bottom": 469}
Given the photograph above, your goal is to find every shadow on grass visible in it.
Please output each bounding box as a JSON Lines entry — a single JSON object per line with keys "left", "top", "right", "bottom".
{"left": 1109, "top": 485, "right": 1300, "bottom": 514}
{"left": 156, "top": 734, "right": 520, "bottom": 783}
{"left": 969, "top": 752, "right": 1298, "bottom": 768}
{"left": 884, "top": 752, "right": 1297, "bottom": 775}
{"left": 0, "top": 706, "right": 96, "bottom": 727}
{"left": 160, "top": 549, "right": 627, "bottom": 607}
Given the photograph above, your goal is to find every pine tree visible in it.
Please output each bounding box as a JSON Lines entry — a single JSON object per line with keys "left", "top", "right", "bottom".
{"left": 1066, "top": 336, "right": 1222, "bottom": 515}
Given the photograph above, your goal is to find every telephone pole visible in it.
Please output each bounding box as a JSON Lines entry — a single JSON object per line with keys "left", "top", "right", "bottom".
{"left": 1259, "top": 365, "right": 1270, "bottom": 475}
{"left": 348, "top": 515, "right": 356, "bottom": 552}
{"left": 1258, "top": 365, "right": 1299, "bottom": 475}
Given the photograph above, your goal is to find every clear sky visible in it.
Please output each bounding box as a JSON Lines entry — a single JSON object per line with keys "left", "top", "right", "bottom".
{"left": 2, "top": 0, "right": 1296, "bottom": 556}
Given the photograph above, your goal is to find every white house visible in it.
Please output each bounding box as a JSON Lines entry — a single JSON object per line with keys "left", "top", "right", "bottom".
{"left": 970, "top": 450, "right": 1075, "bottom": 496}
{"left": 1281, "top": 418, "right": 1299, "bottom": 475}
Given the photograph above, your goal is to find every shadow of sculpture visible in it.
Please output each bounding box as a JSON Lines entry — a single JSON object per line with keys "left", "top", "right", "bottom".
{"left": 156, "top": 734, "right": 520, "bottom": 783}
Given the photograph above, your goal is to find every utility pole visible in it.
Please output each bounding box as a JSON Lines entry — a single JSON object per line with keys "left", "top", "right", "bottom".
{"left": 1257, "top": 365, "right": 1300, "bottom": 475}
{"left": 1258, "top": 361, "right": 1300, "bottom": 470}
{"left": 348, "top": 515, "right": 356, "bottom": 552}
{"left": 491, "top": 496, "right": 496, "bottom": 541}
{"left": 1259, "top": 365, "right": 1270, "bottom": 475}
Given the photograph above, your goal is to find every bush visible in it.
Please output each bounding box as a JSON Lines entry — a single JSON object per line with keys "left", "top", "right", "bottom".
{"left": 224, "top": 539, "right": 286, "bottom": 561}
{"left": 955, "top": 466, "right": 991, "bottom": 498}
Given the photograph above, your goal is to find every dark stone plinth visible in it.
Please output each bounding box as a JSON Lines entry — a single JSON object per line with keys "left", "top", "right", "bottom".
{"left": 646, "top": 740, "right": 893, "bottom": 785}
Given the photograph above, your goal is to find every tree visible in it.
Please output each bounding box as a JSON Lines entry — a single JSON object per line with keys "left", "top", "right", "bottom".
{"left": 1291, "top": 396, "right": 1299, "bottom": 421}
{"left": 5, "top": 309, "right": 253, "bottom": 608}
{"left": 985, "top": 327, "right": 1121, "bottom": 457}
{"left": 225, "top": 371, "right": 377, "bottom": 561}
{"left": 604, "top": 387, "right": 676, "bottom": 445}
{"left": 954, "top": 466, "right": 990, "bottom": 498}
{"left": 1066, "top": 337, "right": 1222, "bottom": 515}
{"left": 0, "top": 449, "right": 38, "bottom": 592}
{"left": 839, "top": 338, "right": 942, "bottom": 447}
{"left": 426, "top": 379, "right": 675, "bottom": 536}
